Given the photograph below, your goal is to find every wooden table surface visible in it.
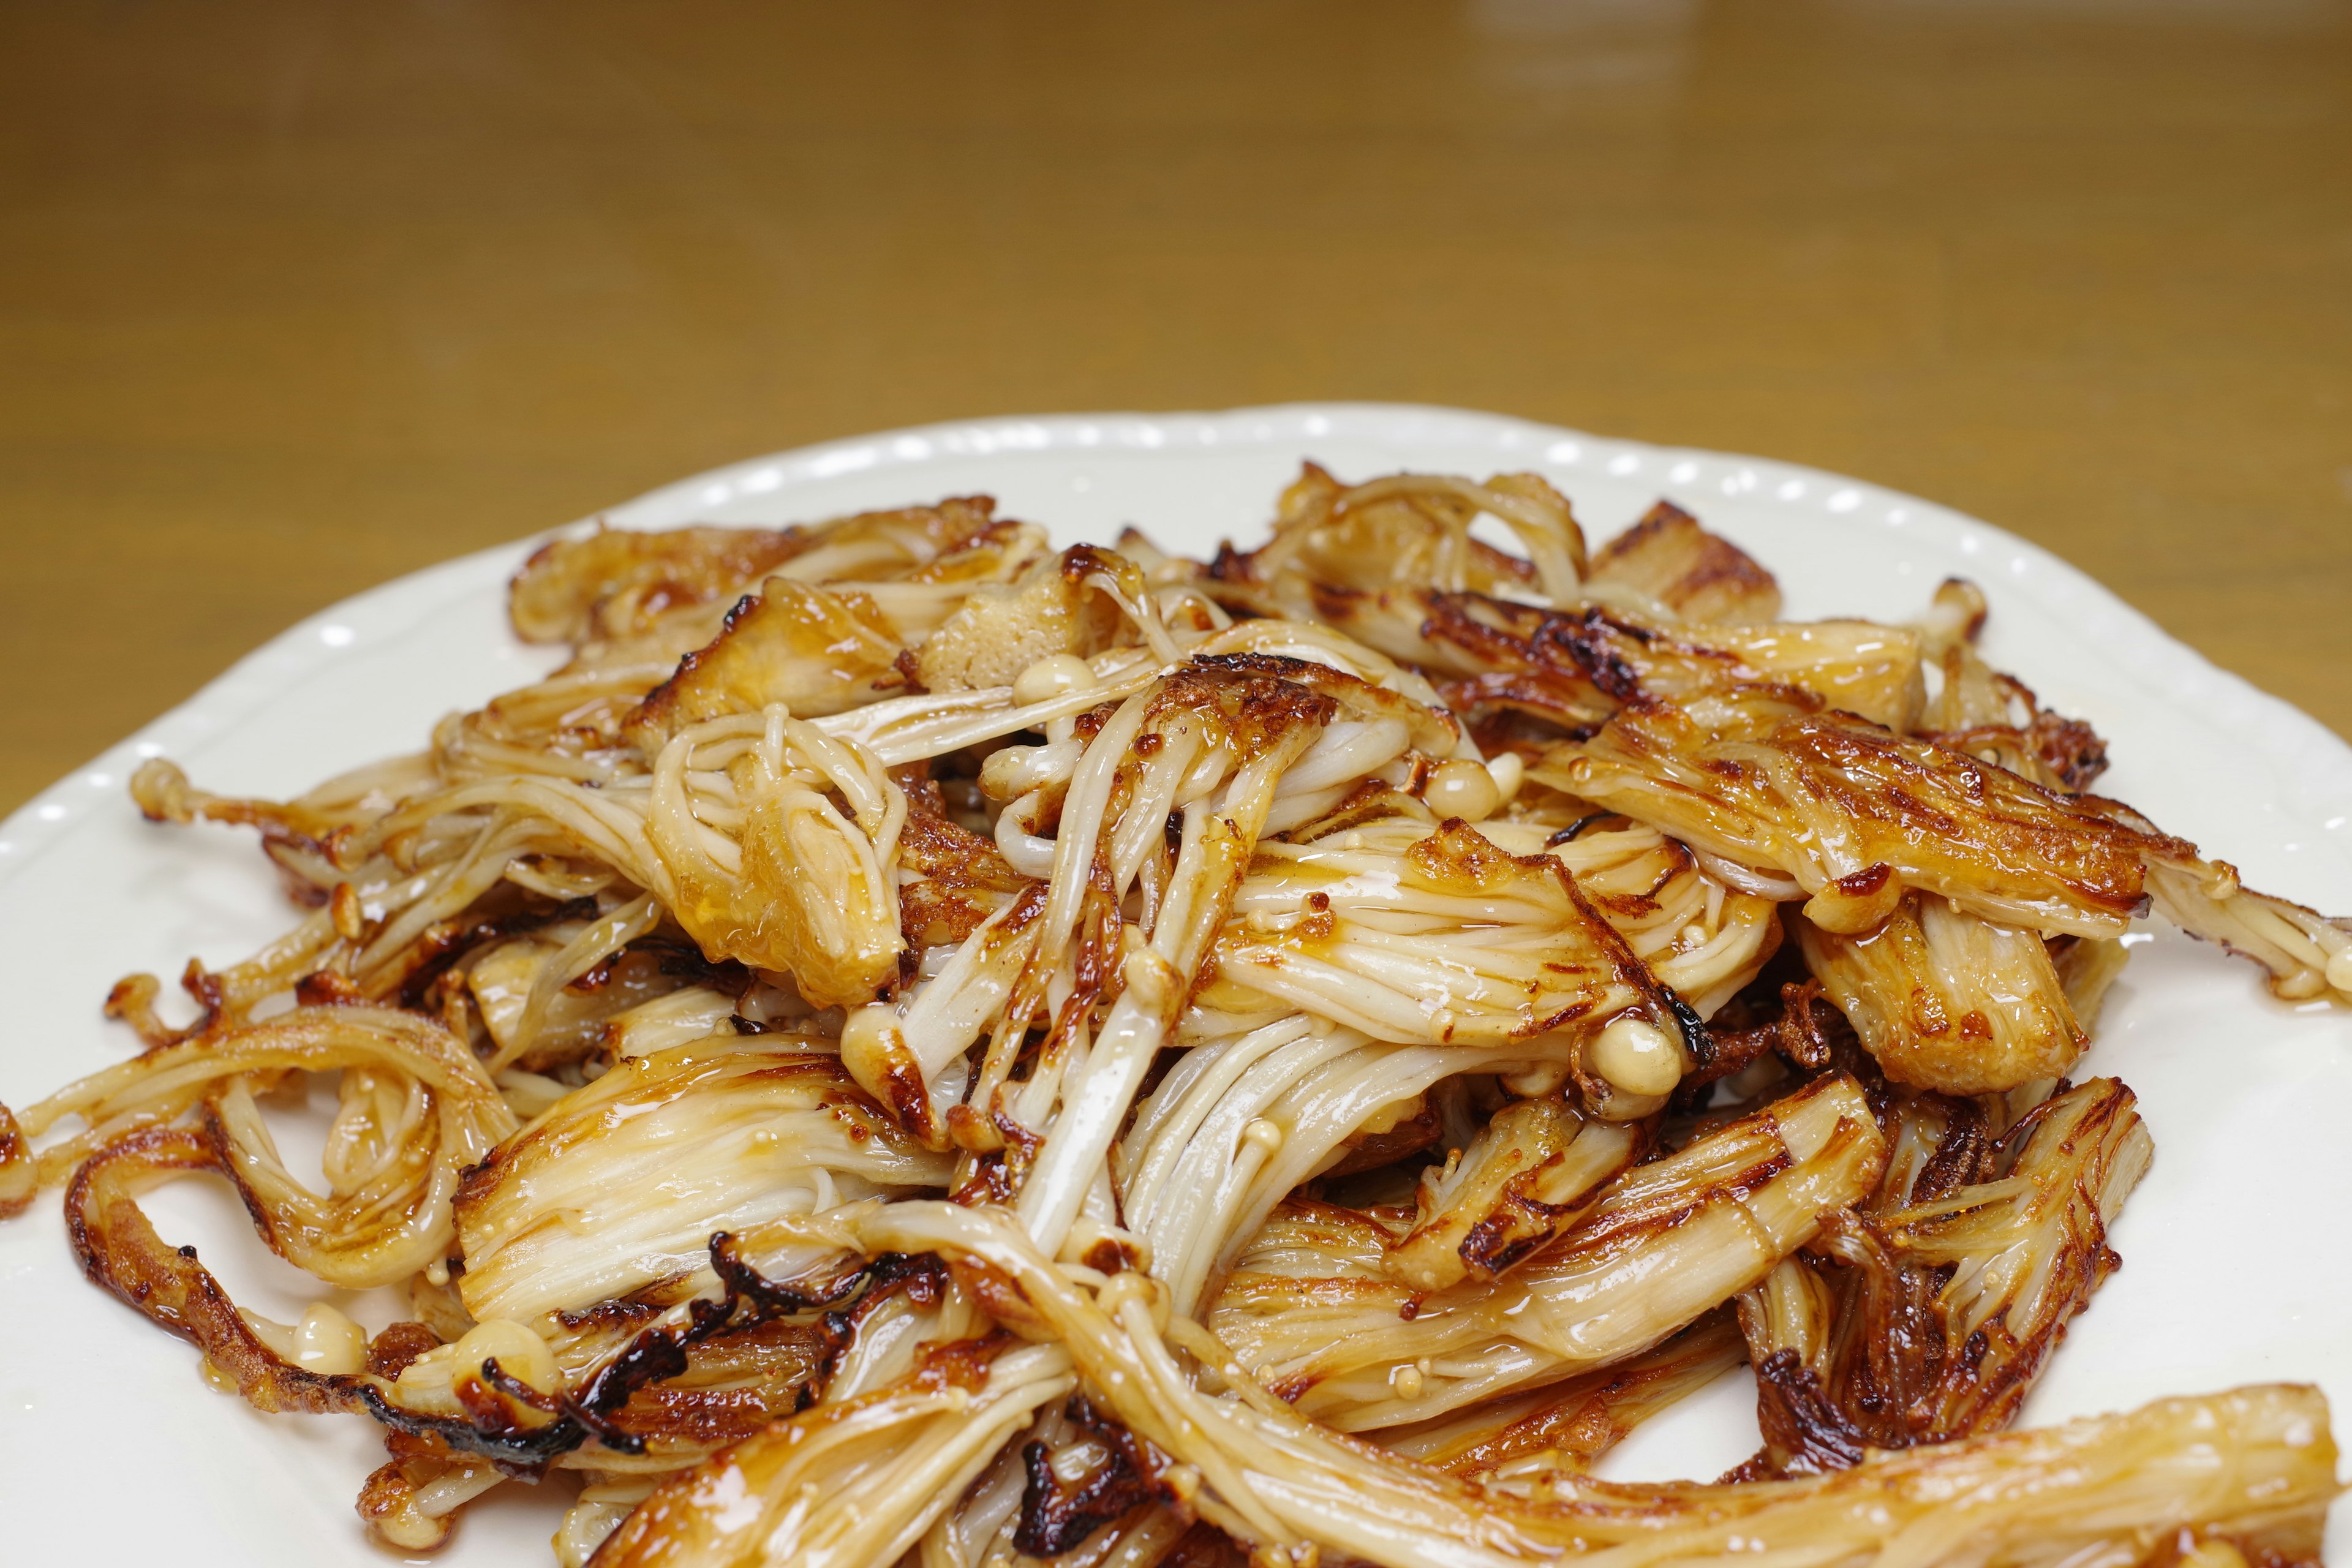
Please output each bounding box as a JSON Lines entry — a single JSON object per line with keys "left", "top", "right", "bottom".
{"left": 4, "top": 2, "right": 2349, "bottom": 814}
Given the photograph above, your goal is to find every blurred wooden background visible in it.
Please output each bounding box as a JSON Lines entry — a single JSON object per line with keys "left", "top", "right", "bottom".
{"left": 4, "top": 1, "right": 2349, "bottom": 812}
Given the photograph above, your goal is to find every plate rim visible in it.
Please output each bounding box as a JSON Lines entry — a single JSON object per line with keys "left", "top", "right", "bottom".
{"left": 4, "top": 398, "right": 2347, "bottom": 888}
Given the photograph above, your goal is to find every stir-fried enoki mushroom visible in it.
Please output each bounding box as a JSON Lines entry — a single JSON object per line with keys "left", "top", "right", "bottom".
{"left": 1379, "top": 1091, "right": 1643, "bottom": 1292}
{"left": 453, "top": 1042, "right": 952, "bottom": 1322}
{"left": 1542, "top": 690, "right": 2185, "bottom": 937}
{"left": 641, "top": 710, "right": 908, "bottom": 1007}
{"left": 838, "top": 657, "right": 1359, "bottom": 1156}
{"left": 1205, "top": 820, "right": 1676, "bottom": 1054}
{"left": 1208, "top": 464, "right": 1591, "bottom": 612}
{"left": 1378, "top": 1310, "right": 1749, "bottom": 1479}
{"left": 1208, "top": 1072, "right": 1888, "bottom": 1430}
{"left": 848, "top": 1200, "right": 2337, "bottom": 1568}
{"left": 1406, "top": 596, "right": 1929, "bottom": 736}
{"left": 1544, "top": 688, "right": 2352, "bottom": 1020}
{"left": 67, "top": 1125, "right": 380, "bottom": 1414}
{"left": 1736, "top": 1077, "right": 2155, "bottom": 1471}
{"left": 1117, "top": 1019, "right": 1593, "bottom": 1319}
{"left": 591, "top": 1338, "right": 1078, "bottom": 1568}
{"left": 509, "top": 498, "right": 1012, "bottom": 647}
{"left": 19, "top": 1006, "right": 513, "bottom": 1283}
{"left": 998, "top": 661, "right": 1339, "bottom": 1257}
{"left": 1796, "top": 893, "right": 2090, "bottom": 1094}
{"left": 1912, "top": 576, "right": 2111, "bottom": 793}
{"left": 5, "top": 465, "right": 2347, "bottom": 1566}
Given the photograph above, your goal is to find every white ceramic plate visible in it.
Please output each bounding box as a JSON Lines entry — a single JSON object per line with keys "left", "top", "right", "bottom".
{"left": 3, "top": 404, "right": 2345, "bottom": 1564}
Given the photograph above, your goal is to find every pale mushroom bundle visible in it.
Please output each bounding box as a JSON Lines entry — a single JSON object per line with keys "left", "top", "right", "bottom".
{"left": 4, "top": 466, "right": 2346, "bottom": 1567}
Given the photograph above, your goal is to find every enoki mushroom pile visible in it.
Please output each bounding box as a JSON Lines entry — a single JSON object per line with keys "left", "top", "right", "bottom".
{"left": 4, "top": 466, "right": 2346, "bottom": 1567}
